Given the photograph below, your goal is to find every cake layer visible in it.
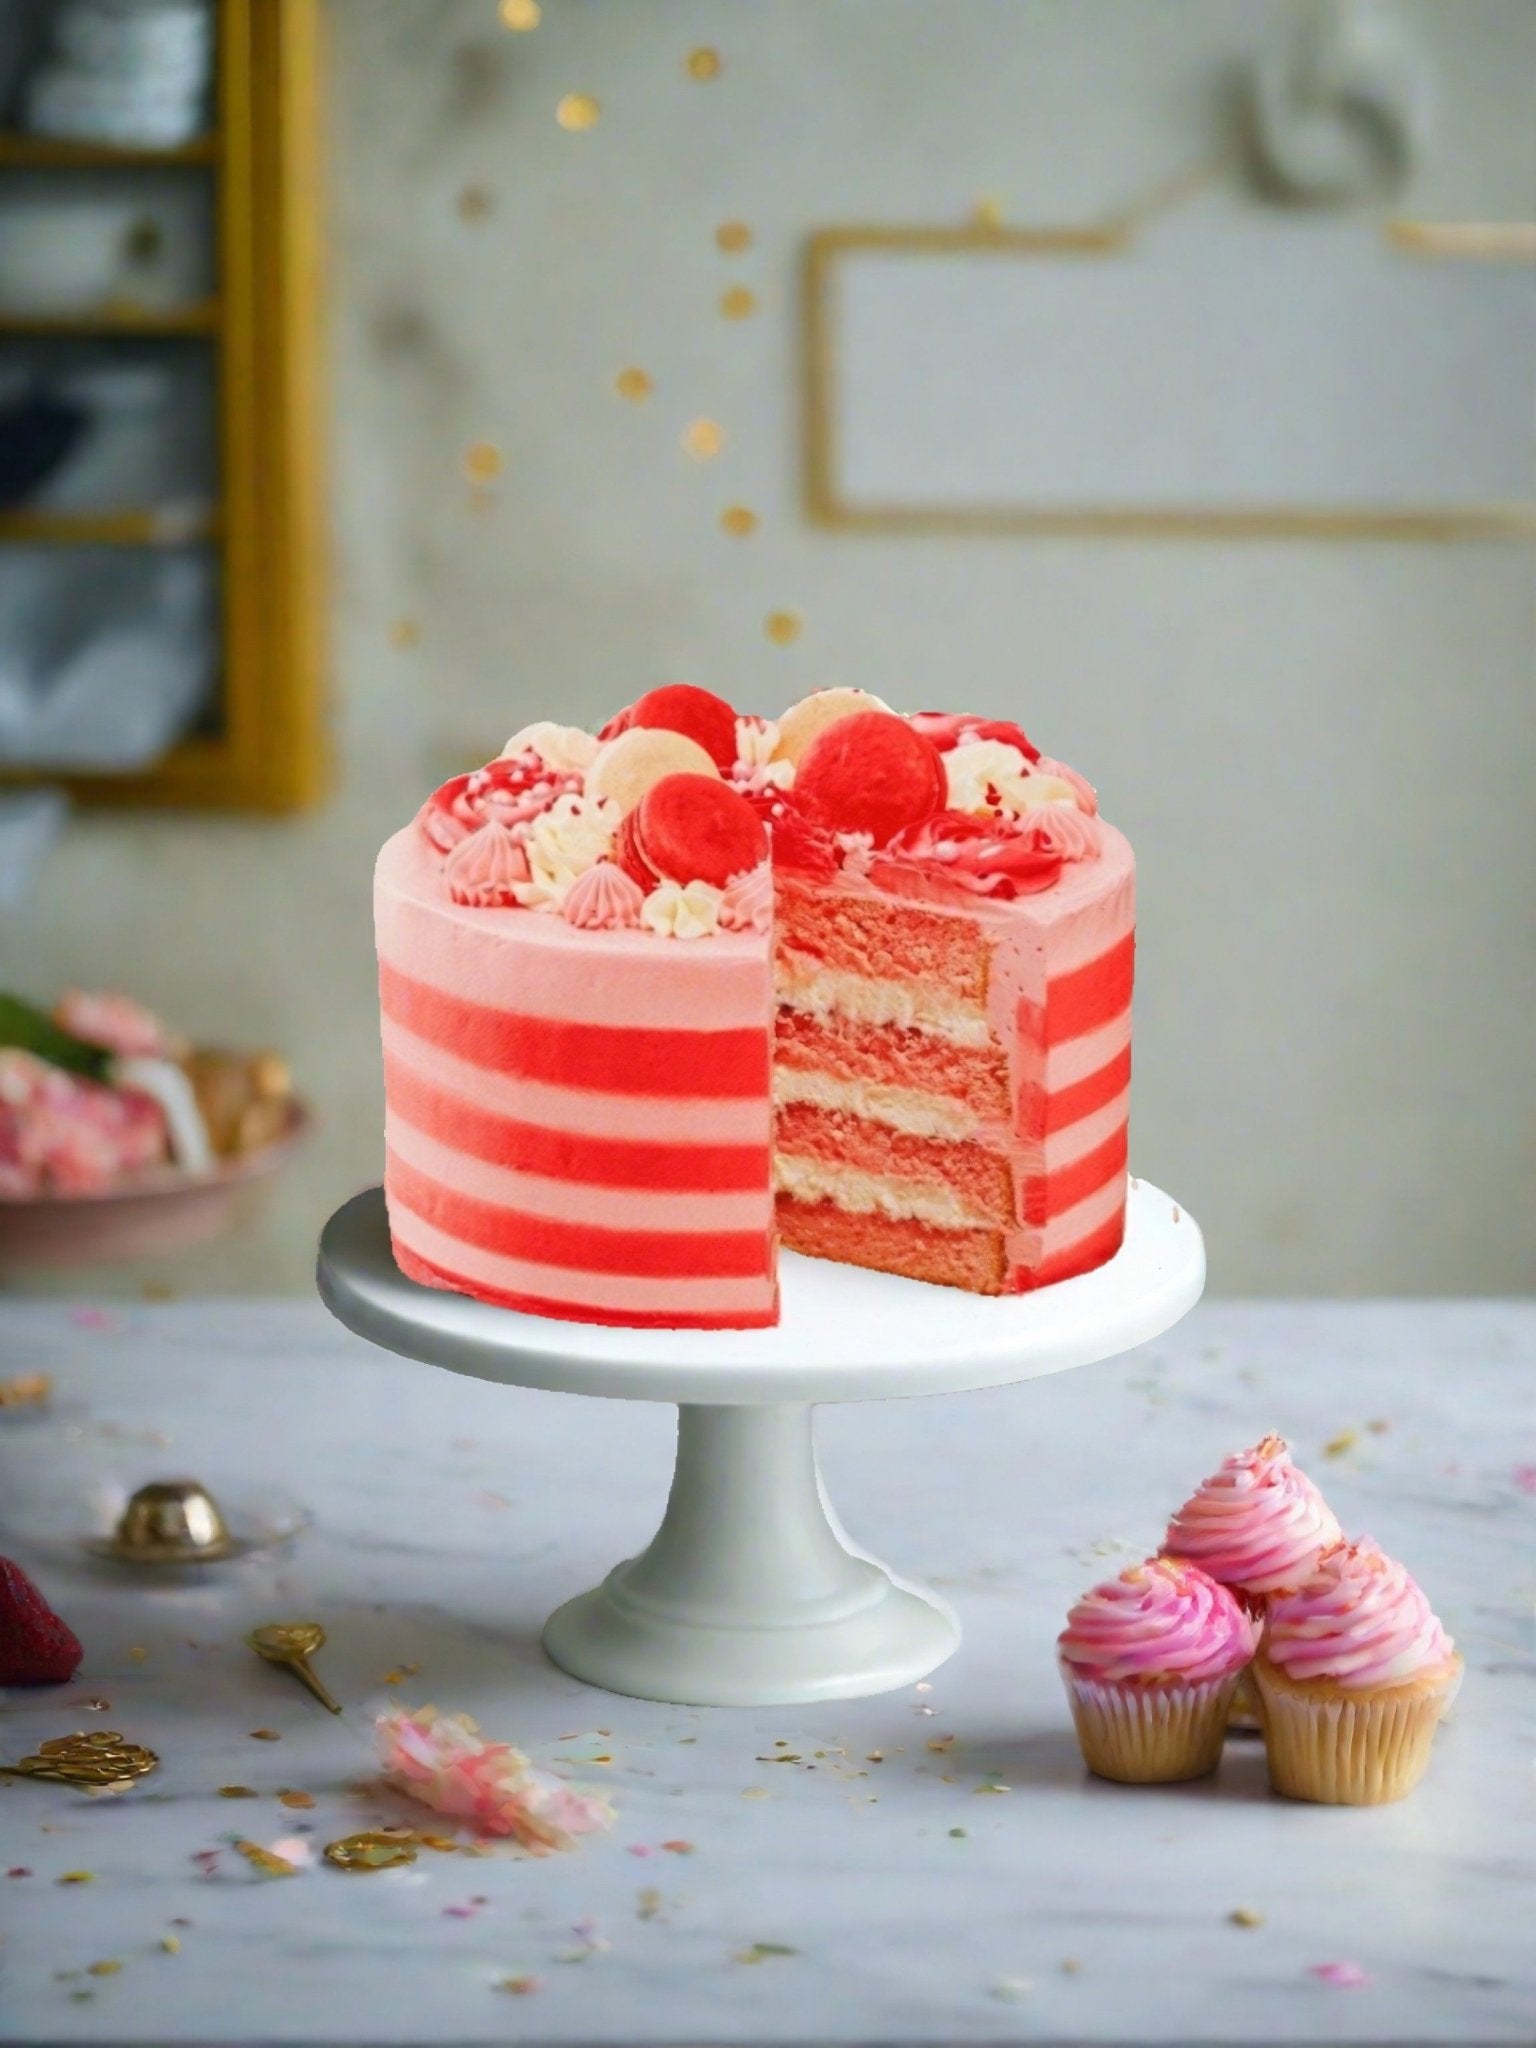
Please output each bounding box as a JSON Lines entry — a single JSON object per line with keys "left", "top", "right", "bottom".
{"left": 776, "top": 951, "right": 992, "bottom": 1048}
{"left": 777, "top": 1196, "right": 1008, "bottom": 1293}
{"left": 775, "top": 1008, "right": 1012, "bottom": 1119}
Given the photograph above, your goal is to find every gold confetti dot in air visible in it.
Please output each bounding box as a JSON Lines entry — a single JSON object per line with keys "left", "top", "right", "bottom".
{"left": 556, "top": 93, "right": 601, "bottom": 131}
{"left": 682, "top": 418, "right": 725, "bottom": 461}
{"left": 972, "top": 195, "right": 1006, "bottom": 231}
{"left": 456, "top": 183, "right": 493, "bottom": 223}
{"left": 499, "top": 0, "right": 540, "bottom": 26}
{"left": 765, "top": 611, "right": 802, "bottom": 645}
{"left": 615, "top": 366, "right": 653, "bottom": 402}
{"left": 720, "top": 505, "right": 758, "bottom": 537}
{"left": 716, "top": 220, "right": 753, "bottom": 254}
{"left": 462, "top": 443, "right": 503, "bottom": 489}
{"left": 719, "top": 286, "right": 758, "bottom": 321}
{"left": 686, "top": 47, "right": 722, "bottom": 81}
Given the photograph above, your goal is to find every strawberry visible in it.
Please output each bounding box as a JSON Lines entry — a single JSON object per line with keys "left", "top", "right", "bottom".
{"left": 0, "top": 1558, "right": 83, "bottom": 1686}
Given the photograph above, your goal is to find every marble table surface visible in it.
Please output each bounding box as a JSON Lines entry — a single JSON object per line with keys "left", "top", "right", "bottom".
{"left": 0, "top": 1297, "right": 1531, "bottom": 2045}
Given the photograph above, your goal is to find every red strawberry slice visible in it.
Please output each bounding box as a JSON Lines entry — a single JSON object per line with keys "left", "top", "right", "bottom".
{"left": 0, "top": 1558, "right": 83, "bottom": 1686}
{"left": 794, "top": 711, "right": 947, "bottom": 848}
{"left": 622, "top": 684, "right": 740, "bottom": 773}
{"left": 630, "top": 774, "right": 768, "bottom": 889}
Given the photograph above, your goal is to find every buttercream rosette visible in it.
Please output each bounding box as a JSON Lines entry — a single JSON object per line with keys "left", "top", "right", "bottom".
{"left": 1253, "top": 1539, "right": 1461, "bottom": 1805}
{"left": 1057, "top": 1556, "right": 1258, "bottom": 1784}
{"left": 1162, "top": 1434, "right": 1342, "bottom": 1599}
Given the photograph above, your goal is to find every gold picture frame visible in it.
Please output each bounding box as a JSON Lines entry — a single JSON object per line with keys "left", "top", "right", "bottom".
{"left": 803, "top": 212, "right": 1536, "bottom": 542}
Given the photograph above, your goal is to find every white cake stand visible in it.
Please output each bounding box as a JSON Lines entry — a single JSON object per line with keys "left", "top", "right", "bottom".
{"left": 317, "top": 1182, "right": 1203, "bottom": 1708}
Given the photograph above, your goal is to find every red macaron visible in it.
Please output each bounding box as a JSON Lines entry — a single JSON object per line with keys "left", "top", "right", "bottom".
{"left": 793, "top": 711, "right": 947, "bottom": 848}
{"left": 602, "top": 683, "right": 740, "bottom": 773}
{"left": 622, "top": 773, "right": 768, "bottom": 890}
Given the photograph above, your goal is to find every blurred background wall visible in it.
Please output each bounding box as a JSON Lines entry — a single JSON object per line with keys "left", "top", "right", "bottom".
{"left": 3, "top": 0, "right": 1532, "bottom": 1295}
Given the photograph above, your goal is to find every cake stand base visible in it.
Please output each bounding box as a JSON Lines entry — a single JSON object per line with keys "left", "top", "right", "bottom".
{"left": 318, "top": 1181, "right": 1203, "bottom": 1707}
{"left": 542, "top": 1403, "right": 957, "bottom": 1706}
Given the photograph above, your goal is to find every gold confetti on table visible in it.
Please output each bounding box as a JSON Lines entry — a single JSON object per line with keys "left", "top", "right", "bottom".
{"left": 218, "top": 1785, "right": 257, "bottom": 1799}
{"left": 324, "top": 1832, "right": 418, "bottom": 1872}
{"left": 278, "top": 1789, "right": 315, "bottom": 1810}
{"left": 249, "top": 1729, "right": 282, "bottom": 1742}
{"left": 735, "top": 1941, "right": 798, "bottom": 1964}
{"left": 720, "top": 505, "right": 758, "bottom": 537}
{"left": 686, "top": 47, "right": 722, "bottom": 81}
{"left": 1323, "top": 1429, "right": 1358, "bottom": 1459}
{"left": 765, "top": 610, "right": 802, "bottom": 645}
{"left": 58, "top": 1872, "right": 94, "bottom": 1885}
{"left": 498, "top": 1974, "right": 542, "bottom": 1995}
{"left": 682, "top": 418, "right": 726, "bottom": 461}
{"left": 556, "top": 93, "right": 600, "bottom": 131}
{"left": 615, "top": 366, "right": 653, "bottom": 402}
{"left": 716, "top": 220, "right": 753, "bottom": 253}
{"left": 233, "top": 1838, "right": 299, "bottom": 1878}
{"left": 0, "top": 1369, "right": 51, "bottom": 1408}
{"left": 719, "top": 286, "right": 758, "bottom": 320}
{"left": 456, "top": 184, "right": 493, "bottom": 222}
{"left": 1230, "top": 1907, "right": 1266, "bottom": 1928}
{"left": 86, "top": 1961, "right": 121, "bottom": 1978}
{"left": 462, "top": 442, "right": 503, "bottom": 485}
{"left": 160, "top": 1936, "right": 181, "bottom": 1955}
{"left": 4, "top": 1732, "right": 158, "bottom": 1791}
{"left": 499, "top": 0, "right": 540, "bottom": 27}
{"left": 972, "top": 195, "right": 1006, "bottom": 230}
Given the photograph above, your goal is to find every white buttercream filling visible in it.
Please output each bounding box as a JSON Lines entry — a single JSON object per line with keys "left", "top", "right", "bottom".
{"left": 775, "top": 958, "right": 992, "bottom": 1048}
{"left": 773, "top": 1153, "right": 987, "bottom": 1231}
{"left": 772, "top": 1066, "right": 977, "bottom": 1141}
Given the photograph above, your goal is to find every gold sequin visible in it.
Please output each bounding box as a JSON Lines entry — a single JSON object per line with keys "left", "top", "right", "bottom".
{"left": 720, "top": 505, "right": 758, "bottom": 537}
{"left": 499, "top": 0, "right": 540, "bottom": 26}
{"left": 686, "top": 47, "right": 722, "bottom": 81}
{"left": 462, "top": 442, "right": 503, "bottom": 484}
{"left": 719, "top": 286, "right": 757, "bottom": 321}
{"left": 765, "top": 611, "right": 802, "bottom": 645}
{"left": 682, "top": 418, "right": 725, "bottom": 461}
{"left": 615, "top": 367, "right": 653, "bottom": 402}
{"left": 324, "top": 1832, "right": 419, "bottom": 1873}
{"left": 556, "top": 93, "right": 601, "bottom": 132}
{"left": 715, "top": 221, "right": 753, "bottom": 254}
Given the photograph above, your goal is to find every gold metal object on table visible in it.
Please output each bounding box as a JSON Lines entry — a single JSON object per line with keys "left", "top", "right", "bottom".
{"left": 323, "top": 1832, "right": 418, "bottom": 1872}
{"left": 246, "top": 1621, "right": 342, "bottom": 1715}
{"left": 102, "top": 1479, "right": 235, "bottom": 1564}
{"left": 2, "top": 1730, "right": 158, "bottom": 1791}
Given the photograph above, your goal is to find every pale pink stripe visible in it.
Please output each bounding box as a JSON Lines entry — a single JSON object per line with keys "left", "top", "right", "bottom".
{"left": 1008, "top": 1168, "right": 1127, "bottom": 1266}
{"left": 389, "top": 1208, "right": 777, "bottom": 1318}
{"left": 380, "top": 1018, "right": 772, "bottom": 1144}
{"left": 1041, "top": 1007, "right": 1132, "bottom": 1091}
{"left": 386, "top": 1114, "right": 772, "bottom": 1233}
{"left": 1041, "top": 1087, "right": 1131, "bottom": 1173}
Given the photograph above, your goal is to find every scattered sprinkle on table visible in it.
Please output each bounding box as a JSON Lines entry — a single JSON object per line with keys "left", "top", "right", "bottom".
{"left": 1230, "top": 1907, "right": 1265, "bottom": 1928}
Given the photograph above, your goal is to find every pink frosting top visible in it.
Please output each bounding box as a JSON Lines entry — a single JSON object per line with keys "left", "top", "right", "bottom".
{"left": 1264, "top": 1540, "right": 1456, "bottom": 1690}
{"left": 1163, "top": 1435, "right": 1343, "bottom": 1595}
{"left": 1057, "top": 1556, "right": 1258, "bottom": 1686}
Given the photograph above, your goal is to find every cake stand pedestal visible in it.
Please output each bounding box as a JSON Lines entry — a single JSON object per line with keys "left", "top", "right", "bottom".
{"left": 317, "top": 1182, "right": 1203, "bottom": 1707}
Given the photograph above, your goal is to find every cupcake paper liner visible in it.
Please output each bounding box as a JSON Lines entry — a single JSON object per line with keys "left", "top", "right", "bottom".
{"left": 1254, "top": 1655, "right": 1460, "bottom": 1805}
{"left": 1062, "top": 1668, "right": 1240, "bottom": 1784}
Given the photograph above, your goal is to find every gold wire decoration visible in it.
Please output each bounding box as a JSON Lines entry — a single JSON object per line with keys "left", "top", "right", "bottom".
{"left": 803, "top": 173, "right": 1536, "bottom": 542}
{"left": 556, "top": 93, "right": 601, "bottom": 132}
{"left": 2, "top": 1731, "right": 159, "bottom": 1791}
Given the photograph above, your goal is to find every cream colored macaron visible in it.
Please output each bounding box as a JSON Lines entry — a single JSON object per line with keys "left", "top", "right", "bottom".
{"left": 584, "top": 726, "right": 719, "bottom": 814}
{"left": 501, "top": 721, "right": 600, "bottom": 774}
{"left": 771, "top": 687, "right": 891, "bottom": 768}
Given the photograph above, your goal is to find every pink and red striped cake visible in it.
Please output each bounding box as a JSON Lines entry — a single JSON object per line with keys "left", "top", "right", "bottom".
{"left": 375, "top": 684, "right": 1133, "bottom": 1327}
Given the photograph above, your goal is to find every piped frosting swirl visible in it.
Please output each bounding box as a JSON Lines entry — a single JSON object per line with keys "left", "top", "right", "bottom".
{"left": 444, "top": 821, "right": 530, "bottom": 907}
{"left": 1162, "top": 1435, "right": 1342, "bottom": 1596}
{"left": 1263, "top": 1539, "right": 1456, "bottom": 1691}
{"left": 1058, "top": 1556, "right": 1258, "bottom": 1686}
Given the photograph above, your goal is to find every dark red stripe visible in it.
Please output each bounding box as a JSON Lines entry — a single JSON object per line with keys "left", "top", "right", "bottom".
{"left": 384, "top": 1052, "right": 768, "bottom": 1192}
{"left": 1020, "top": 1204, "right": 1127, "bottom": 1289}
{"left": 1018, "top": 930, "right": 1135, "bottom": 1046}
{"left": 1017, "top": 1041, "right": 1132, "bottom": 1139}
{"left": 379, "top": 962, "right": 769, "bottom": 1099}
{"left": 1021, "top": 1122, "right": 1128, "bottom": 1226}
{"left": 387, "top": 1152, "right": 772, "bottom": 1279}
{"left": 392, "top": 1235, "right": 778, "bottom": 1330}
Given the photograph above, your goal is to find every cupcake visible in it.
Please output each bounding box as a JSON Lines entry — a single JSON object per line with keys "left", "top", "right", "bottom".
{"left": 1254, "top": 1539, "right": 1461, "bottom": 1805}
{"left": 1058, "top": 1557, "right": 1259, "bottom": 1784}
{"left": 1163, "top": 1434, "right": 1343, "bottom": 1731}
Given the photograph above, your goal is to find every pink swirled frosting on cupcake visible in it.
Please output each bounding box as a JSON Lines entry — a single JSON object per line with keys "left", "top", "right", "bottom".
{"left": 1058, "top": 1557, "right": 1258, "bottom": 1686}
{"left": 1163, "top": 1434, "right": 1342, "bottom": 1596}
{"left": 1264, "top": 1540, "right": 1456, "bottom": 1691}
